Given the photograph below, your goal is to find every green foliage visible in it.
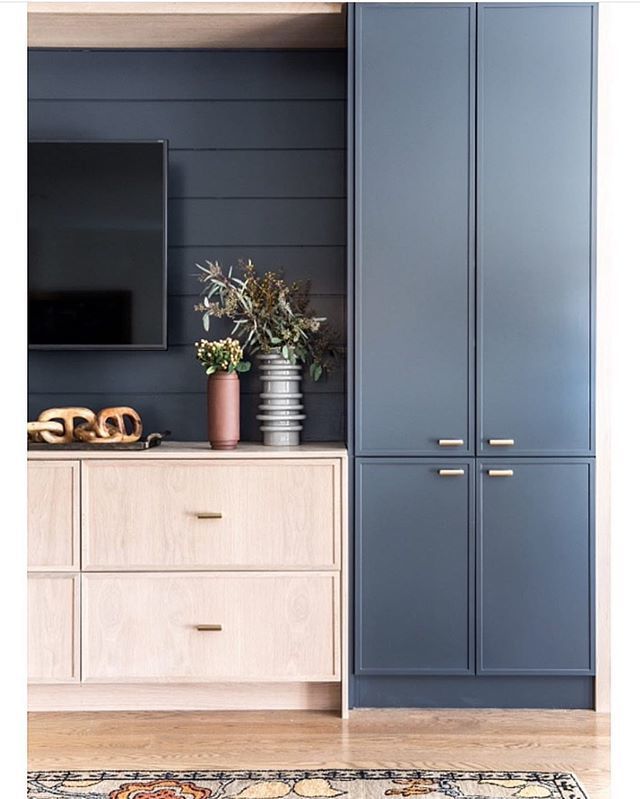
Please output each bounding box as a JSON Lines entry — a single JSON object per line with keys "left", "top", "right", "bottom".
{"left": 193, "top": 259, "right": 339, "bottom": 381}
{"left": 194, "top": 337, "right": 251, "bottom": 375}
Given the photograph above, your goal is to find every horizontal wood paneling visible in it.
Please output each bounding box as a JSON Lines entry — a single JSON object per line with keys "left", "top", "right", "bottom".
{"left": 168, "top": 198, "right": 346, "bottom": 246}
{"left": 28, "top": 100, "right": 345, "bottom": 148}
{"left": 28, "top": 50, "right": 346, "bottom": 442}
{"left": 28, "top": 50, "right": 347, "bottom": 100}
{"left": 169, "top": 150, "right": 346, "bottom": 198}
{"left": 28, "top": 393, "right": 345, "bottom": 442}
{"left": 29, "top": 346, "right": 345, "bottom": 394}
{"left": 169, "top": 246, "right": 345, "bottom": 295}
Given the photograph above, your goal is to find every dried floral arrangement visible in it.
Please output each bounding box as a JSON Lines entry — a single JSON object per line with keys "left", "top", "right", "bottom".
{"left": 194, "top": 260, "right": 338, "bottom": 381}
{"left": 195, "top": 337, "right": 250, "bottom": 375}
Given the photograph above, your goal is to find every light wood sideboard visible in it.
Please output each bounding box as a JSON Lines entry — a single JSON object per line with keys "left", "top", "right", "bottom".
{"left": 27, "top": 442, "right": 348, "bottom": 716}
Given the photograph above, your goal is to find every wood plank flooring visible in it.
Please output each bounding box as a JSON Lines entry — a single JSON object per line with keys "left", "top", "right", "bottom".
{"left": 28, "top": 710, "right": 610, "bottom": 799}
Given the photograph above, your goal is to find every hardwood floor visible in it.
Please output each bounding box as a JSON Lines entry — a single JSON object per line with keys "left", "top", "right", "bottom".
{"left": 28, "top": 709, "right": 610, "bottom": 799}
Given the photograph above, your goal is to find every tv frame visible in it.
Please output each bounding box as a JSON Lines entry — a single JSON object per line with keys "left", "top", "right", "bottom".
{"left": 28, "top": 138, "right": 169, "bottom": 351}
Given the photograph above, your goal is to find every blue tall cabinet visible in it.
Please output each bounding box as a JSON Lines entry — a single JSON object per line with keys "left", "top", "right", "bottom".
{"left": 351, "top": 3, "right": 596, "bottom": 708}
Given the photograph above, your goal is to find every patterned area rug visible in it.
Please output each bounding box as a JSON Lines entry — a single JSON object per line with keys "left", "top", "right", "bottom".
{"left": 26, "top": 769, "right": 588, "bottom": 799}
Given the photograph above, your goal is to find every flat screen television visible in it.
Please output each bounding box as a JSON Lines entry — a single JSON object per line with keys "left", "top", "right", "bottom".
{"left": 28, "top": 140, "right": 167, "bottom": 349}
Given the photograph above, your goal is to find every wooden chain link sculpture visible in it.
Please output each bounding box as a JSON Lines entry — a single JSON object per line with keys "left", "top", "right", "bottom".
{"left": 27, "top": 406, "right": 143, "bottom": 445}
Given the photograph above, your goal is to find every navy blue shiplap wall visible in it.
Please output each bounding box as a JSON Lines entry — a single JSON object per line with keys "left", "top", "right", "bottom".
{"left": 28, "top": 50, "right": 346, "bottom": 441}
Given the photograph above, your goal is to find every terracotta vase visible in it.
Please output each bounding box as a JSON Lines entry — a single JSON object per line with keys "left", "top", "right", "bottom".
{"left": 207, "top": 372, "right": 240, "bottom": 450}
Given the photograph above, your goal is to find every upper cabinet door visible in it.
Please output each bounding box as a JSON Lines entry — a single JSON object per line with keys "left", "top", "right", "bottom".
{"left": 477, "top": 5, "right": 596, "bottom": 456}
{"left": 355, "top": 4, "right": 475, "bottom": 456}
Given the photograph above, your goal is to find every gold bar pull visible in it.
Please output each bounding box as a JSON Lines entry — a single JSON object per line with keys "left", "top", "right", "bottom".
{"left": 438, "top": 439, "right": 464, "bottom": 447}
{"left": 488, "top": 438, "right": 515, "bottom": 446}
{"left": 488, "top": 469, "right": 514, "bottom": 478}
{"left": 438, "top": 468, "right": 465, "bottom": 476}
{"left": 195, "top": 512, "right": 223, "bottom": 519}
{"left": 195, "top": 624, "right": 223, "bottom": 632}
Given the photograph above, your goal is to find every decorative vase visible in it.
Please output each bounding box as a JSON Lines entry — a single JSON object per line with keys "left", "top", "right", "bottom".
{"left": 256, "top": 352, "right": 306, "bottom": 446}
{"left": 207, "top": 372, "right": 240, "bottom": 450}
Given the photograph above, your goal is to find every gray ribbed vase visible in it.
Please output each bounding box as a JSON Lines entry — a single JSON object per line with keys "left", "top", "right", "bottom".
{"left": 256, "top": 352, "right": 306, "bottom": 446}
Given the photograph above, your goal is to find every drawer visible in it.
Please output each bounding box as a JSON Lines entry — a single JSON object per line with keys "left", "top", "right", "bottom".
{"left": 28, "top": 574, "right": 79, "bottom": 683}
{"left": 28, "top": 461, "right": 80, "bottom": 570}
{"left": 82, "top": 572, "right": 340, "bottom": 682}
{"left": 82, "top": 459, "right": 340, "bottom": 570}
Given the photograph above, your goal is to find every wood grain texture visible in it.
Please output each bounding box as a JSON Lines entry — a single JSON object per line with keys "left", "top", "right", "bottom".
{"left": 28, "top": 3, "right": 343, "bottom": 14}
{"left": 28, "top": 574, "right": 79, "bottom": 683}
{"left": 340, "top": 456, "right": 349, "bottom": 719}
{"left": 28, "top": 3, "right": 346, "bottom": 50}
{"left": 27, "top": 709, "right": 610, "bottom": 799}
{"left": 82, "top": 572, "right": 340, "bottom": 683}
{"left": 28, "top": 442, "right": 348, "bottom": 460}
{"left": 81, "top": 459, "right": 341, "bottom": 570}
{"left": 28, "top": 682, "right": 340, "bottom": 713}
{"left": 28, "top": 461, "right": 79, "bottom": 571}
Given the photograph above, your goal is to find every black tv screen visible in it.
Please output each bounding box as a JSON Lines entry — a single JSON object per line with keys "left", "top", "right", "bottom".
{"left": 28, "top": 140, "right": 167, "bottom": 349}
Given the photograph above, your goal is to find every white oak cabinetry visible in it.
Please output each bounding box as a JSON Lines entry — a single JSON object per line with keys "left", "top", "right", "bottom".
{"left": 27, "top": 443, "right": 348, "bottom": 715}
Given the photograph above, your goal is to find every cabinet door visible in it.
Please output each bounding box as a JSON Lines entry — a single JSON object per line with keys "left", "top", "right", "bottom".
{"left": 28, "top": 574, "right": 80, "bottom": 683}
{"left": 478, "top": 460, "right": 594, "bottom": 674}
{"left": 477, "top": 5, "right": 596, "bottom": 456}
{"left": 356, "top": 460, "right": 474, "bottom": 673}
{"left": 28, "top": 461, "right": 80, "bottom": 570}
{"left": 355, "top": 4, "right": 475, "bottom": 455}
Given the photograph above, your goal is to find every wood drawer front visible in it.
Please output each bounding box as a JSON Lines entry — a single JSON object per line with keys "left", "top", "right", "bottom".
{"left": 82, "top": 572, "right": 340, "bottom": 682}
{"left": 28, "top": 461, "right": 79, "bottom": 570}
{"left": 28, "top": 574, "right": 79, "bottom": 683}
{"left": 82, "top": 460, "right": 340, "bottom": 570}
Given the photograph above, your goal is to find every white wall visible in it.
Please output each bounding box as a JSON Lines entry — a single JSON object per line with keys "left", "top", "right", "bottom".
{"left": 597, "top": 0, "right": 640, "bottom": 789}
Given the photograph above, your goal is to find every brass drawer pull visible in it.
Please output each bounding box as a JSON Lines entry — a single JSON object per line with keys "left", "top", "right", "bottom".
{"left": 195, "top": 624, "right": 223, "bottom": 632}
{"left": 195, "top": 512, "right": 223, "bottom": 519}
{"left": 438, "top": 468, "right": 465, "bottom": 476}
{"left": 488, "top": 439, "right": 515, "bottom": 446}
{"left": 438, "top": 439, "right": 464, "bottom": 447}
{"left": 488, "top": 469, "right": 514, "bottom": 478}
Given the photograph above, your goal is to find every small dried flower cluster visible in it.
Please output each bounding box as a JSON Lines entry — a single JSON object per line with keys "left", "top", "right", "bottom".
{"left": 195, "top": 337, "right": 250, "bottom": 376}
{"left": 194, "top": 260, "right": 339, "bottom": 381}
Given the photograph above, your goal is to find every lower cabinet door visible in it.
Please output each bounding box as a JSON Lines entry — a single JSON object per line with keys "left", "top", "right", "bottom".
{"left": 356, "top": 459, "right": 474, "bottom": 674}
{"left": 478, "top": 459, "right": 594, "bottom": 674}
{"left": 28, "top": 574, "right": 79, "bottom": 683}
{"left": 82, "top": 572, "right": 340, "bottom": 683}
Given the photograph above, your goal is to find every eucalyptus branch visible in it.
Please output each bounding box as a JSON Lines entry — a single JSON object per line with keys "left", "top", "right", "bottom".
{"left": 194, "top": 259, "right": 338, "bottom": 381}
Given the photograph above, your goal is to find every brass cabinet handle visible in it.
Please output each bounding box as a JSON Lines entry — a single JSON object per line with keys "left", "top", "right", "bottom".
{"left": 438, "top": 438, "right": 464, "bottom": 447}
{"left": 488, "top": 439, "right": 515, "bottom": 446}
{"left": 438, "top": 468, "right": 465, "bottom": 476}
{"left": 195, "top": 624, "right": 223, "bottom": 632}
{"left": 195, "top": 512, "right": 223, "bottom": 519}
{"left": 488, "top": 469, "right": 514, "bottom": 478}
